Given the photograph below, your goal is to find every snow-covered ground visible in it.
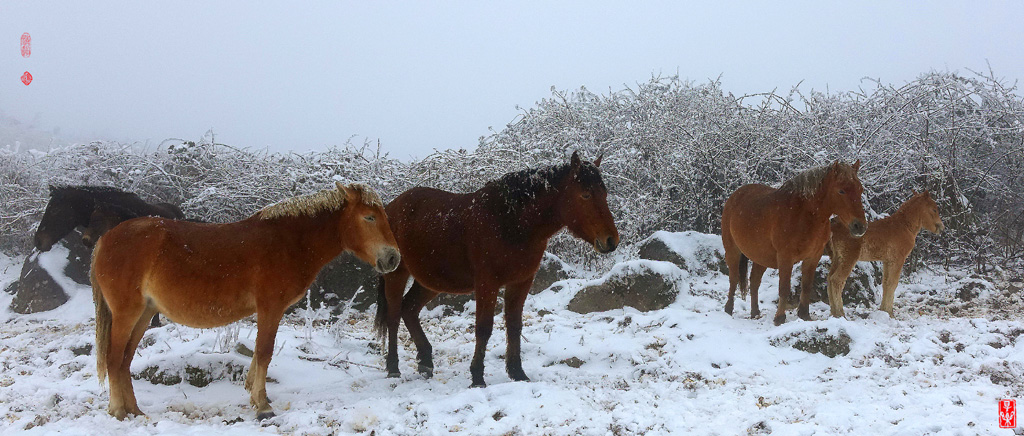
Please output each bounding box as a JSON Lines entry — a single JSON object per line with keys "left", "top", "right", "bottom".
{"left": 0, "top": 246, "right": 1021, "bottom": 435}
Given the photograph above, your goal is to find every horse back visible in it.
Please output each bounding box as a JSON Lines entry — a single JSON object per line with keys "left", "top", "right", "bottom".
{"left": 724, "top": 183, "right": 831, "bottom": 266}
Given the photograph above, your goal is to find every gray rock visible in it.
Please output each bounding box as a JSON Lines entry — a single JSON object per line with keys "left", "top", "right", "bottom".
{"left": 530, "top": 253, "right": 570, "bottom": 294}
{"left": 792, "top": 258, "right": 880, "bottom": 307}
{"left": 568, "top": 261, "right": 681, "bottom": 314}
{"left": 135, "top": 357, "right": 249, "bottom": 387}
{"left": 957, "top": 280, "right": 987, "bottom": 301}
{"left": 298, "top": 252, "right": 381, "bottom": 315}
{"left": 9, "top": 253, "right": 69, "bottom": 314}
{"left": 637, "top": 231, "right": 727, "bottom": 275}
{"left": 771, "top": 327, "right": 852, "bottom": 358}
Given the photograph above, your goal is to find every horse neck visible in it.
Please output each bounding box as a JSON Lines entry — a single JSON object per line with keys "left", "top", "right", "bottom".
{"left": 260, "top": 210, "right": 345, "bottom": 269}
{"left": 515, "top": 190, "right": 567, "bottom": 245}
{"left": 890, "top": 198, "right": 926, "bottom": 233}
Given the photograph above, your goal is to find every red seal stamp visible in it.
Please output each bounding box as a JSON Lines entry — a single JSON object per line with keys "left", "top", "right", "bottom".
{"left": 21, "top": 33, "right": 31, "bottom": 58}
{"left": 21, "top": 71, "right": 32, "bottom": 86}
{"left": 1000, "top": 399, "right": 1017, "bottom": 429}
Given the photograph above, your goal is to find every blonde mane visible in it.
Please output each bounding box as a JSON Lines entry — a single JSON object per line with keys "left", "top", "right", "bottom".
{"left": 257, "top": 182, "right": 383, "bottom": 220}
{"left": 778, "top": 163, "right": 857, "bottom": 199}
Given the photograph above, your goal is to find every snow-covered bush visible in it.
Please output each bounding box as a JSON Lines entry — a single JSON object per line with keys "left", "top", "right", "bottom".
{"left": 2, "top": 70, "right": 1022, "bottom": 273}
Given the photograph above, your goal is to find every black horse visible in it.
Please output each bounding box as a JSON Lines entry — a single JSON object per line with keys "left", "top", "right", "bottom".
{"left": 34, "top": 185, "right": 184, "bottom": 327}
{"left": 34, "top": 185, "right": 184, "bottom": 251}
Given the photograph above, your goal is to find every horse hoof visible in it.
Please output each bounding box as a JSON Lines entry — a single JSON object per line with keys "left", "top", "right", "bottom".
{"left": 418, "top": 364, "right": 434, "bottom": 378}
{"left": 773, "top": 314, "right": 786, "bottom": 326}
{"left": 724, "top": 303, "right": 734, "bottom": 315}
{"left": 510, "top": 374, "right": 530, "bottom": 382}
{"left": 470, "top": 381, "right": 487, "bottom": 388}
{"left": 798, "top": 310, "right": 812, "bottom": 321}
{"left": 750, "top": 310, "right": 761, "bottom": 319}
{"left": 387, "top": 371, "right": 401, "bottom": 379}
{"left": 256, "top": 410, "right": 276, "bottom": 421}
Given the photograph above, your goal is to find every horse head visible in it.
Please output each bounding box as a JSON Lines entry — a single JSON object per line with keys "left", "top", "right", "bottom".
{"left": 335, "top": 182, "right": 401, "bottom": 273}
{"left": 34, "top": 185, "right": 91, "bottom": 251}
{"left": 822, "top": 160, "right": 868, "bottom": 238}
{"left": 912, "top": 190, "right": 944, "bottom": 234}
{"left": 559, "top": 151, "right": 620, "bottom": 253}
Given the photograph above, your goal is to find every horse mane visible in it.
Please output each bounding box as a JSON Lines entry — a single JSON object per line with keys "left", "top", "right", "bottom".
{"left": 257, "top": 183, "right": 382, "bottom": 220}
{"left": 778, "top": 163, "right": 857, "bottom": 199}
{"left": 484, "top": 161, "right": 604, "bottom": 241}
{"left": 49, "top": 185, "right": 129, "bottom": 198}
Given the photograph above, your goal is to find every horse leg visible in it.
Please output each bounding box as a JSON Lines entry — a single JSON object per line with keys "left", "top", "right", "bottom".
{"left": 383, "top": 269, "right": 410, "bottom": 378}
{"left": 797, "top": 256, "right": 821, "bottom": 321}
{"left": 748, "top": 263, "right": 767, "bottom": 318}
{"left": 470, "top": 282, "right": 499, "bottom": 388}
{"left": 774, "top": 261, "right": 795, "bottom": 326}
{"left": 503, "top": 278, "right": 532, "bottom": 382}
{"left": 826, "top": 253, "right": 856, "bottom": 318}
{"left": 400, "top": 281, "right": 439, "bottom": 378}
{"left": 880, "top": 259, "right": 904, "bottom": 317}
{"left": 105, "top": 302, "right": 147, "bottom": 420}
{"left": 723, "top": 243, "right": 741, "bottom": 316}
{"left": 247, "top": 308, "right": 284, "bottom": 420}
{"left": 118, "top": 304, "right": 159, "bottom": 417}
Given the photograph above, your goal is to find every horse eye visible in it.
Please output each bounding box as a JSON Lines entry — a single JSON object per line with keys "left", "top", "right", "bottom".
{"left": 581, "top": 192, "right": 592, "bottom": 200}
{"left": 838, "top": 189, "right": 845, "bottom": 195}
{"left": 364, "top": 215, "right": 375, "bottom": 222}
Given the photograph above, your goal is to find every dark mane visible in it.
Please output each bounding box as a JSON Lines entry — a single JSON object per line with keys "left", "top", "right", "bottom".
{"left": 50, "top": 185, "right": 130, "bottom": 198}
{"left": 483, "top": 161, "right": 604, "bottom": 242}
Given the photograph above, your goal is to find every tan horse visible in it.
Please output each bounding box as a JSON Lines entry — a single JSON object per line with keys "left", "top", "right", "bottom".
{"left": 825, "top": 190, "right": 944, "bottom": 317}
{"left": 91, "top": 182, "right": 399, "bottom": 420}
{"left": 722, "top": 161, "right": 867, "bottom": 325}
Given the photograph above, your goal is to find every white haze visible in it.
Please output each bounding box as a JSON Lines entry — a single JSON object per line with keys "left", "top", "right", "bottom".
{"left": 1, "top": 1, "right": 1022, "bottom": 158}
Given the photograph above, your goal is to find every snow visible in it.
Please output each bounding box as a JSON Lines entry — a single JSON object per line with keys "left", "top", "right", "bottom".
{"left": 0, "top": 234, "right": 1020, "bottom": 435}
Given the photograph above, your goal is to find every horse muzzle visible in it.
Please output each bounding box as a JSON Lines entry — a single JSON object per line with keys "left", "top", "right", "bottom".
{"left": 848, "top": 220, "right": 867, "bottom": 238}
{"left": 375, "top": 247, "right": 401, "bottom": 273}
{"left": 594, "top": 236, "right": 618, "bottom": 254}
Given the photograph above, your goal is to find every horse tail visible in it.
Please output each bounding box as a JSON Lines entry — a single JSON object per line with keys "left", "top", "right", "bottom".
{"left": 738, "top": 253, "right": 750, "bottom": 299}
{"left": 91, "top": 247, "right": 111, "bottom": 387}
{"left": 373, "top": 276, "right": 387, "bottom": 339}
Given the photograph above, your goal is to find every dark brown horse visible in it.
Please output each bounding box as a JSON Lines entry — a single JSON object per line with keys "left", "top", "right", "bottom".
{"left": 81, "top": 201, "right": 183, "bottom": 248}
{"left": 375, "top": 152, "right": 619, "bottom": 387}
{"left": 91, "top": 183, "right": 399, "bottom": 420}
{"left": 34, "top": 185, "right": 184, "bottom": 251}
{"left": 722, "top": 161, "right": 867, "bottom": 325}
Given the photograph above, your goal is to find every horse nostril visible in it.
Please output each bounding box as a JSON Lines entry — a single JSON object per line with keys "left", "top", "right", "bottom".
{"left": 606, "top": 237, "right": 617, "bottom": 252}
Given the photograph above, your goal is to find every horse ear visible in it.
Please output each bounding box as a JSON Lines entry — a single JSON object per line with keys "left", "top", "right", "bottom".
{"left": 852, "top": 159, "right": 861, "bottom": 171}
{"left": 335, "top": 181, "right": 350, "bottom": 201}
{"left": 48, "top": 185, "right": 57, "bottom": 196}
{"left": 594, "top": 153, "right": 603, "bottom": 167}
{"left": 570, "top": 151, "right": 581, "bottom": 169}
{"left": 912, "top": 189, "right": 918, "bottom": 195}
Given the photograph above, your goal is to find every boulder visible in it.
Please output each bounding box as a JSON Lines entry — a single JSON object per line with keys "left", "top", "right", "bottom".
{"left": 568, "top": 261, "right": 683, "bottom": 314}
{"left": 530, "top": 253, "right": 571, "bottom": 294}
{"left": 8, "top": 231, "right": 92, "bottom": 314}
{"left": 298, "top": 252, "right": 381, "bottom": 315}
{"left": 9, "top": 253, "right": 69, "bottom": 314}
{"left": 637, "top": 231, "right": 726, "bottom": 275}
{"left": 792, "top": 258, "right": 880, "bottom": 307}
{"left": 770, "top": 327, "right": 852, "bottom": 358}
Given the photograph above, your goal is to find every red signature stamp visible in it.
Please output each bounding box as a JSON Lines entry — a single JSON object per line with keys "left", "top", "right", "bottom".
{"left": 21, "top": 71, "right": 32, "bottom": 86}
{"left": 1001, "top": 399, "right": 1017, "bottom": 429}
{"left": 21, "top": 32, "right": 31, "bottom": 58}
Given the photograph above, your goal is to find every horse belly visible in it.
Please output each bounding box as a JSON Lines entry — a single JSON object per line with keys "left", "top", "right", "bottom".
{"left": 142, "top": 264, "right": 258, "bottom": 329}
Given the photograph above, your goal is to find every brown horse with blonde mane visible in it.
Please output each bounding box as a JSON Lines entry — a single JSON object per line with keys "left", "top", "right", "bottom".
{"left": 722, "top": 161, "right": 868, "bottom": 325}
{"left": 375, "top": 151, "right": 619, "bottom": 387}
{"left": 91, "top": 182, "right": 399, "bottom": 420}
{"left": 825, "top": 190, "right": 943, "bottom": 318}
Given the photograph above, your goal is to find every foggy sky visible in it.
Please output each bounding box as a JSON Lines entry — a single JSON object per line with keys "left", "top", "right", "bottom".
{"left": 2, "top": 1, "right": 1022, "bottom": 159}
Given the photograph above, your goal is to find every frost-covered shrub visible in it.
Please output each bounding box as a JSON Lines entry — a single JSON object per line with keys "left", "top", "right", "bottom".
{"left": 2, "top": 70, "right": 1022, "bottom": 273}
